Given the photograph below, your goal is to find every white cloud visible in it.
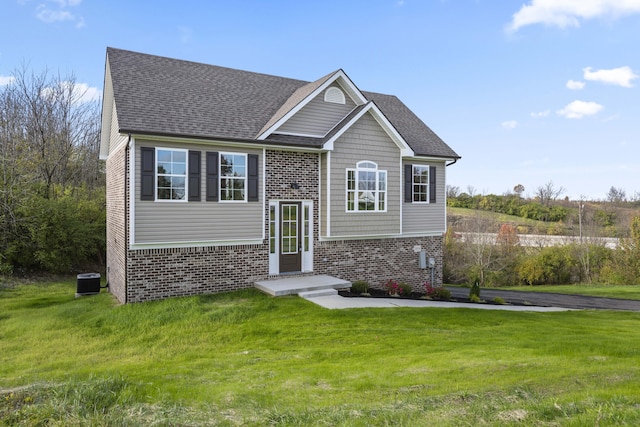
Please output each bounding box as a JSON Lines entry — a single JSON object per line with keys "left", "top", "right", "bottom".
{"left": 566, "top": 80, "right": 585, "bottom": 90}
{"left": 583, "top": 66, "right": 638, "bottom": 87}
{"left": 530, "top": 109, "right": 550, "bottom": 118}
{"left": 40, "top": 81, "right": 101, "bottom": 104}
{"left": 501, "top": 120, "right": 518, "bottom": 129}
{"left": 0, "top": 75, "right": 16, "bottom": 86}
{"left": 73, "top": 82, "right": 101, "bottom": 103}
{"left": 557, "top": 100, "right": 604, "bottom": 119}
{"left": 34, "top": 0, "right": 84, "bottom": 27}
{"left": 507, "top": 0, "right": 640, "bottom": 32}
{"left": 36, "top": 6, "right": 74, "bottom": 23}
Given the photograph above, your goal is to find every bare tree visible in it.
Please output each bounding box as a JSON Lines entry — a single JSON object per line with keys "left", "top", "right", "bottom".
{"left": 446, "top": 185, "right": 460, "bottom": 199}
{"left": 466, "top": 185, "right": 476, "bottom": 197}
{"left": 535, "top": 181, "right": 565, "bottom": 207}
{"left": 10, "top": 67, "right": 101, "bottom": 197}
{"left": 606, "top": 186, "right": 627, "bottom": 206}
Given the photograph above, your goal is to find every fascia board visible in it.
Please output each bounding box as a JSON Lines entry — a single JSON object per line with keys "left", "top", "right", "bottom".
{"left": 257, "top": 70, "right": 367, "bottom": 141}
{"left": 99, "top": 60, "right": 114, "bottom": 160}
{"left": 323, "top": 102, "right": 414, "bottom": 157}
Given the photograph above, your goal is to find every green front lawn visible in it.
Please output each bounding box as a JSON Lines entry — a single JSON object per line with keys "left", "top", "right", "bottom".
{"left": 2, "top": 280, "right": 640, "bottom": 425}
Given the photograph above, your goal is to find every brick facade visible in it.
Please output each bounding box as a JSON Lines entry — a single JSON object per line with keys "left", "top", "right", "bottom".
{"left": 126, "top": 244, "right": 268, "bottom": 303}
{"left": 314, "top": 236, "right": 443, "bottom": 292}
{"left": 109, "top": 147, "right": 443, "bottom": 303}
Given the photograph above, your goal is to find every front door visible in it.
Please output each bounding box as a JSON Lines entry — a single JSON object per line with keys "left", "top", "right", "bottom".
{"left": 279, "top": 202, "right": 302, "bottom": 273}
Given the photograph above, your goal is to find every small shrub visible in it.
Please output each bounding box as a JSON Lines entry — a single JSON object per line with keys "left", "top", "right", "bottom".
{"left": 492, "top": 297, "right": 506, "bottom": 305}
{"left": 469, "top": 294, "right": 482, "bottom": 303}
{"left": 424, "top": 281, "right": 451, "bottom": 300}
{"left": 432, "top": 287, "right": 451, "bottom": 300}
{"left": 469, "top": 282, "right": 481, "bottom": 299}
{"left": 398, "top": 282, "right": 413, "bottom": 296}
{"left": 350, "top": 280, "right": 369, "bottom": 294}
{"left": 384, "top": 279, "right": 400, "bottom": 295}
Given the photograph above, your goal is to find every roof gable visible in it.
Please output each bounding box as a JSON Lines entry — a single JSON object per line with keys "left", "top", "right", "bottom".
{"left": 256, "top": 69, "right": 367, "bottom": 140}
{"left": 323, "top": 102, "right": 414, "bottom": 157}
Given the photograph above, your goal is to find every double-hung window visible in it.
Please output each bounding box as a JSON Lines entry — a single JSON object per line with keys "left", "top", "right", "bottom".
{"left": 346, "top": 161, "right": 387, "bottom": 212}
{"left": 156, "top": 148, "right": 187, "bottom": 201}
{"left": 220, "top": 153, "right": 247, "bottom": 201}
{"left": 412, "top": 165, "right": 429, "bottom": 203}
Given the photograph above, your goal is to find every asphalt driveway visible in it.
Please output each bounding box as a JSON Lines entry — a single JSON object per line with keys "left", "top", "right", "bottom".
{"left": 446, "top": 287, "right": 640, "bottom": 311}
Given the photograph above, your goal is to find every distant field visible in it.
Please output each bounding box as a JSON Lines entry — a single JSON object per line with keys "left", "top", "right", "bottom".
{"left": 2, "top": 280, "right": 640, "bottom": 425}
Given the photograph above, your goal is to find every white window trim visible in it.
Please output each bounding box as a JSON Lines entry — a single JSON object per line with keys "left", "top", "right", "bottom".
{"left": 346, "top": 161, "right": 387, "bottom": 213}
{"left": 155, "top": 147, "right": 188, "bottom": 203}
{"left": 412, "top": 164, "right": 430, "bottom": 204}
{"left": 219, "top": 152, "right": 248, "bottom": 203}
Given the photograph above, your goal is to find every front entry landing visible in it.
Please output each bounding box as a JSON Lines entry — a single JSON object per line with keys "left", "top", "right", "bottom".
{"left": 255, "top": 275, "right": 351, "bottom": 297}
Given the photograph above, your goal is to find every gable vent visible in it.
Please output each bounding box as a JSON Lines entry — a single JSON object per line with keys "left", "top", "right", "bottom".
{"left": 324, "top": 87, "right": 346, "bottom": 104}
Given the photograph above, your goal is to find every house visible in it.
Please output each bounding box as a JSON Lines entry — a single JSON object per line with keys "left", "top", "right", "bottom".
{"left": 100, "top": 47, "right": 460, "bottom": 303}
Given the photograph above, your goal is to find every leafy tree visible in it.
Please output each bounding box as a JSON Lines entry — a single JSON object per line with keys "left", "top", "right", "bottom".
{"left": 0, "top": 66, "right": 104, "bottom": 274}
{"left": 513, "top": 184, "right": 525, "bottom": 197}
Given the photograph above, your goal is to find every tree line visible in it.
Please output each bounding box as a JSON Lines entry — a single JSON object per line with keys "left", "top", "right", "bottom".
{"left": 0, "top": 67, "right": 104, "bottom": 274}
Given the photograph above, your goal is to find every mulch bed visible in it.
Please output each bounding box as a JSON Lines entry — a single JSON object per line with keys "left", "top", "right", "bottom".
{"left": 338, "top": 288, "right": 518, "bottom": 306}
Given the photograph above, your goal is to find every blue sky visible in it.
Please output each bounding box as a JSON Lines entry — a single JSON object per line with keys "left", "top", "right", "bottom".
{"left": 2, "top": 0, "right": 639, "bottom": 200}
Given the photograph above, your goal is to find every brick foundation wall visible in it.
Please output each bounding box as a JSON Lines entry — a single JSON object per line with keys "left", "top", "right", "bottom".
{"left": 314, "top": 236, "right": 443, "bottom": 291}
{"left": 126, "top": 244, "right": 269, "bottom": 303}
{"left": 105, "top": 143, "right": 127, "bottom": 304}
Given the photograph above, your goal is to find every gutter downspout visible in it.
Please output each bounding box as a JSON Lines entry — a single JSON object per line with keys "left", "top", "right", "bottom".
{"left": 446, "top": 158, "right": 458, "bottom": 167}
{"left": 124, "top": 134, "right": 132, "bottom": 304}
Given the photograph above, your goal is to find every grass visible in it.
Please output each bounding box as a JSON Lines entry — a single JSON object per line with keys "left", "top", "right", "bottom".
{"left": 2, "top": 280, "right": 640, "bottom": 425}
{"left": 448, "top": 206, "right": 552, "bottom": 231}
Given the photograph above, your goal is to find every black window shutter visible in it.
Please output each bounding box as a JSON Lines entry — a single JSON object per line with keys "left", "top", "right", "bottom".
{"left": 404, "top": 164, "right": 412, "bottom": 203}
{"left": 248, "top": 154, "right": 259, "bottom": 202}
{"left": 140, "top": 147, "right": 155, "bottom": 201}
{"left": 188, "top": 150, "right": 201, "bottom": 201}
{"left": 206, "top": 152, "right": 219, "bottom": 201}
{"left": 429, "top": 165, "right": 437, "bottom": 203}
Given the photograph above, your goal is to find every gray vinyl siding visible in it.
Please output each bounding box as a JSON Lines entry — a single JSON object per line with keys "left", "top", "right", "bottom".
{"left": 328, "top": 112, "right": 401, "bottom": 237}
{"left": 134, "top": 139, "right": 262, "bottom": 244}
{"left": 276, "top": 84, "right": 356, "bottom": 136}
{"left": 402, "top": 160, "right": 446, "bottom": 234}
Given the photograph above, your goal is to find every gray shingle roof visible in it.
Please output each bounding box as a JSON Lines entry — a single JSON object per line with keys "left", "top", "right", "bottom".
{"left": 106, "top": 47, "right": 459, "bottom": 159}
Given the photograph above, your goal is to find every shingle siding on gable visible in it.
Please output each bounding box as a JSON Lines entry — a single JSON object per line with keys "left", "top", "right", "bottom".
{"left": 276, "top": 85, "right": 356, "bottom": 136}
{"left": 133, "top": 140, "right": 263, "bottom": 245}
{"left": 401, "top": 160, "right": 446, "bottom": 234}
{"left": 327, "top": 112, "right": 401, "bottom": 237}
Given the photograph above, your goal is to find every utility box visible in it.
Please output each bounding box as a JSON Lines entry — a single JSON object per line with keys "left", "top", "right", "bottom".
{"left": 428, "top": 257, "right": 435, "bottom": 269}
{"left": 419, "top": 251, "right": 427, "bottom": 269}
{"left": 76, "top": 273, "right": 101, "bottom": 297}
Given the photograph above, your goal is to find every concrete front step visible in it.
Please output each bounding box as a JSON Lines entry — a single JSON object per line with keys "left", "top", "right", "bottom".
{"left": 255, "top": 274, "right": 351, "bottom": 296}
{"left": 298, "top": 288, "right": 339, "bottom": 299}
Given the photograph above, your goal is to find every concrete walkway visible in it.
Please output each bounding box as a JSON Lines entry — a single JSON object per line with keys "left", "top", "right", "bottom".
{"left": 304, "top": 294, "right": 574, "bottom": 311}
{"left": 255, "top": 275, "right": 636, "bottom": 312}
